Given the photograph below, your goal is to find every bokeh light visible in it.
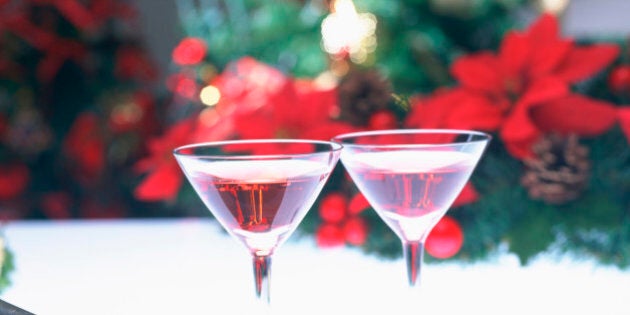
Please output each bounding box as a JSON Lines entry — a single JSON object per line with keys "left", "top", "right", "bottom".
{"left": 200, "top": 85, "right": 221, "bottom": 106}
{"left": 321, "top": 0, "right": 377, "bottom": 64}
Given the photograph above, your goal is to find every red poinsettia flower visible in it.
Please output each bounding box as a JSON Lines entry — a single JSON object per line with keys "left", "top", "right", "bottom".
{"left": 4, "top": 14, "right": 88, "bottom": 82}
{"left": 211, "top": 57, "right": 289, "bottom": 114}
{"left": 449, "top": 13, "right": 619, "bottom": 158}
{"left": 134, "top": 118, "right": 197, "bottom": 202}
{"left": 232, "top": 79, "right": 353, "bottom": 143}
{"left": 136, "top": 57, "right": 350, "bottom": 202}
{"left": 210, "top": 58, "right": 355, "bottom": 154}
{"left": 405, "top": 88, "right": 504, "bottom": 131}
{"left": 63, "top": 112, "right": 106, "bottom": 182}
{"left": 135, "top": 58, "right": 300, "bottom": 201}
{"left": 134, "top": 109, "right": 236, "bottom": 202}
{"left": 618, "top": 107, "right": 630, "bottom": 143}
{"left": 529, "top": 94, "right": 618, "bottom": 136}
{"left": 368, "top": 110, "right": 399, "bottom": 130}
{"left": 404, "top": 90, "right": 486, "bottom": 207}
{"left": 0, "top": 162, "right": 30, "bottom": 201}
{"left": 115, "top": 45, "right": 158, "bottom": 82}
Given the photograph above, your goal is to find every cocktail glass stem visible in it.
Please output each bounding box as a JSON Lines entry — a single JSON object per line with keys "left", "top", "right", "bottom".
{"left": 403, "top": 240, "right": 424, "bottom": 287}
{"left": 253, "top": 254, "right": 272, "bottom": 310}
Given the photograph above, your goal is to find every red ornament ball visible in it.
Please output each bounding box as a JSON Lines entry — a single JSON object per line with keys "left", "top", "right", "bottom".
{"left": 608, "top": 65, "right": 630, "bottom": 94}
{"left": 63, "top": 113, "right": 106, "bottom": 179}
{"left": 315, "top": 223, "right": 345, "bottom": 248}
{"left": 425, "top": 216, "right": 464, "bottom": 259}
{"left": 172, "top": 37, "right": 208, "bottom": 66}
{"left": 319, "top": 192, "right": 348, "bottom": 223}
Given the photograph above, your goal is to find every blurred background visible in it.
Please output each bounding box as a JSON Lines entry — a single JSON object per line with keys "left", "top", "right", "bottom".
{"left": 0, "top": 0, "right": 628, "bottom": 270}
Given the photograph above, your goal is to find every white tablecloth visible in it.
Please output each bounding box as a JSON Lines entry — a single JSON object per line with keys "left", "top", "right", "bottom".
{"left": 0, "top": 219, "right": 628, "bottom": 315}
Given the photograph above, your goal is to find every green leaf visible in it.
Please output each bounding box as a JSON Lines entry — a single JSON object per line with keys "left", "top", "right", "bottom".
{"left": 507, "top": 204, "right": 558, "bottom": 265}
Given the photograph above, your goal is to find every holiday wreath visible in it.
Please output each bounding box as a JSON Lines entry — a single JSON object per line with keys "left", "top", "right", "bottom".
{"left": 135, "top": 11, "right": 630, "bottom": 268}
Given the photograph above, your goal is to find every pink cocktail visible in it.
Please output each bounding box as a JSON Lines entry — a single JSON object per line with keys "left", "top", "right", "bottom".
{"left": 174, "top": 139, "right": 342, "bottom": 312}
{"left": 333, "top": 129, "right": 490, "bottom": 287}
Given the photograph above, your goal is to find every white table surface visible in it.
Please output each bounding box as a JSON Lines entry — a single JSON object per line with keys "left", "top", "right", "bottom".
{"left": 0, "top": 218, "right": 628, "bottom": 315}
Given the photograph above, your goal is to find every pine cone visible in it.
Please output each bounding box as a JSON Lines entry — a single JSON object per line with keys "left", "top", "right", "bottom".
{"left": 337, "top": 68, "right": 393, "bottom": 126}
{"left": 521, "top": 134, "right": 590, "bottom": 205}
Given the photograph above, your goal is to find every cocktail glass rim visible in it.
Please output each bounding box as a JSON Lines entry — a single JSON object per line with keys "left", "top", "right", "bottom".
{"left": 173, "top": 138, "right": 344, "bottom": 159}
{"left": 332, "top": 128, "right": 492, "bottom": 148}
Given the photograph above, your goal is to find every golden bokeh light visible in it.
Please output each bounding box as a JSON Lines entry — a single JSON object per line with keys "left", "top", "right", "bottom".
{"left": 321, "top": 0, "right": 377, "bottom": 64}
{"left": 199, "top": 85, "right": 221, "bottom": 106}
{"left": 539, "top": 0, "right": 570, "bottom": 15}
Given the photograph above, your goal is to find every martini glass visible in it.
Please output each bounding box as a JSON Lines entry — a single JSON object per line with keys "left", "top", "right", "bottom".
{"left": 332, "top": 129, "right": 490, "bottom": 288}
{"left": 173, "top": 139, "right": 342, "bottom": 313}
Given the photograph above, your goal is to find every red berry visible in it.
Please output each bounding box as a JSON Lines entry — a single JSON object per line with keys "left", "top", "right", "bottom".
{"left": 343, "top": 217, "right": 369, "bottom": 246}
{"left": 319, "top": 192, "right": 348, "bottom": 223}
{"left": 315, "top": 223, "right": 345, "bottom": 248}
{"left": 368, "top": 110, "right": 398, "bottom": 130}
{"left": 348, "top": 192, "right": 370, "bottom": 215}
{"left": 608, "top": 65, "right": 630, "bottom": 94}
{"left": 425, "top": 216, "right": 464, "bottom": 259}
